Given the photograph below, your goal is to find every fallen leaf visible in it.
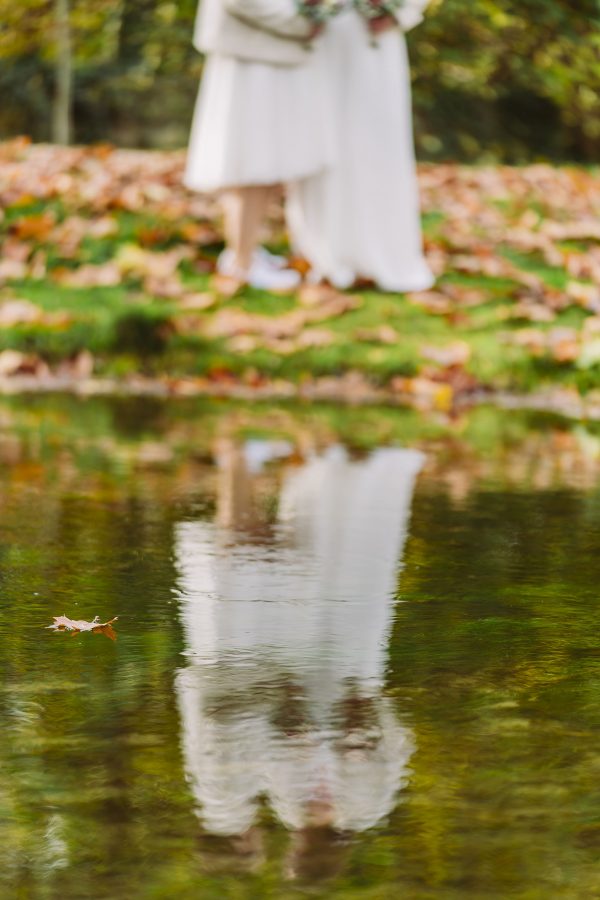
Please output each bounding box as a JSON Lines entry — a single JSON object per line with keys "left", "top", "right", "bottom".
{"left": 303, "top": 294, "right": 361, "bottom": 322}
{"left": 210, "top": 273, "right": 244, "bottom": 298}
{"left": 508, "top": 300, "right": 556, "bottom": 323}
{"left": 0, "top": 259, "right": 28, "bottom": 282}
{"left": 227, "top": 334, "right": 258, "bottom": 353}
{"left": 566, "top": 281, "right": 600, "bottom": 312}
{"left": 0, "top": 299, "right": 43, "bottom": 326}
{"left": 178, "top": 221, "right": 221, "bottom": 246}
{"left": 420, "top": 341, "right": 471, "bottom": 367}
{"left": 11, "top": 211, "right": 56, "bottom": 241}
{"left": 178, "top": 292, "right": 216, "bottom": 311}
{"left": 407, "top": 290, "right": 453, "bottom": 315}
{"left": 391, "top": 375, "right": 455, "bottom": 412}
{"left": 354, "top": 325, "right": 399, "bottom": 344}
{"left": 297, "top": 283, "right": 343, "bottom": 306}
{"left": 46, "top": 615, "right": 119, "bottom": 641}
{"left": 510, "top": 328, "right": 547, "bottom": 355}
{"left": 548, "top": 327, "right": 579, "bottom": 363}
{"left": 54, "top": 262, "right": 122, "bottom": 288}
{"left": 0, "top": 350, "right": 48, "bottom": 377}
{"left": 55, "top": 350, "right": 95, "bottom": 379}
{"left": 295, "top": 328, "right": 335, "bottom": 349}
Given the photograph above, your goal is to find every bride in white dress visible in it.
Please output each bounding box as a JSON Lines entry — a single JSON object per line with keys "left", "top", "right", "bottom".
{"left": 185, "top": 0, "right": 332, "bottom": 290}
{"left": 287, "top": 0, "right": 434, "bottom": 292}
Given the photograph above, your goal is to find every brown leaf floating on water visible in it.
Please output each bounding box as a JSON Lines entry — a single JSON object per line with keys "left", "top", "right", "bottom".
{"left": 47, "top": 615, "right": 119, "bottom": 641}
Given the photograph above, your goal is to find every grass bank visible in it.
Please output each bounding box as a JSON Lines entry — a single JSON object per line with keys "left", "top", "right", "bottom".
{"left": 0, "top": 141, "right": 599, "bottom": 413}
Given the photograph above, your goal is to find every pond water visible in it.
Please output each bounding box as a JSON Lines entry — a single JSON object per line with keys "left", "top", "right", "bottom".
{"left": 1, "top": 396, "right": 599, "bottom": 899}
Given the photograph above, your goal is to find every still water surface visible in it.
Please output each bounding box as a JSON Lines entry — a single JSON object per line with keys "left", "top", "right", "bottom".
{"left": 1, "top": 397, "right": 599, "bottom": 899}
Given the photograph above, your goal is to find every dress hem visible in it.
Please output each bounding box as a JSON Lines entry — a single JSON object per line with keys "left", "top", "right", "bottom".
{"left": 184, "top": 163, "right": 332, "bottom": 196}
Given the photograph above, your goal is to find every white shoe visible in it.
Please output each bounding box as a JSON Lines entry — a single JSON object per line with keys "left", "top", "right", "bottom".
{"left": 218, "top": 250, "right": 300, "bottom": 292}
{"left": 248, "top": 258, "right": 300, "bottom": 292}
{"left": 256, "top": 247, "right": 287, "bottom": 270}
{"left": 218, "top": 247, "right": 287, "bottom": 272}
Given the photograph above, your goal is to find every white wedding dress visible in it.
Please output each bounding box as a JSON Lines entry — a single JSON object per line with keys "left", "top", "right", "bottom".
{"left": 185, "top": 55, "right": 334, "bottom": 192}
{"left": 287, "top": 4, "right": 434, "bottom": 292}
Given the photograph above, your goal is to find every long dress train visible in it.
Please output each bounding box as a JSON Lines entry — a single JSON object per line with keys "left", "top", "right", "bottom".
{"left": 286, "top": 9, "right": 434, "bottom": 292}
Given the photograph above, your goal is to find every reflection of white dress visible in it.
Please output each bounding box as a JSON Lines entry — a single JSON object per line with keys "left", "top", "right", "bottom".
{"left": 286, "top": 7, "right": 434, "bottom": 292}
{"left": 175, "top": 446, "right": 423, "bottom": 836}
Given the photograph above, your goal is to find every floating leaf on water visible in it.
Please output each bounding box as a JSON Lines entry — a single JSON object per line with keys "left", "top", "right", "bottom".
{"left": 46, "top": 615, "right": 119, "bottom": 641}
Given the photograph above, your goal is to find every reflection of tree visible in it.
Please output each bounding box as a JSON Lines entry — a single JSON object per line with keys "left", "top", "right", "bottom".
{"left": 175, "top": 440, "right": 423, "bottom": 879}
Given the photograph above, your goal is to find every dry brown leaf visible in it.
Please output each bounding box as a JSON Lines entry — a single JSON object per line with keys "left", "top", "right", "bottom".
{"left": 206, "top": 308, "right": 305, "bottom": 341}
{"left": 407, "top": 290, "right": 453, "bottom": 315}
{"left": 49, "top": 215, "right": 117, "bottom": 257}
{"left": 439, "top": 285, "right": 487, "bottom": 308}
{"left": 0, "top": 350, "right": 48, "bottom": 377}
{"left": 227, "top": 334, "right": 259, "bottom": 353}
{"left": 11, "top": 211, "right": 56, "bottom": 241}
{"left": 0, "top": 260, "right": 28, "bottom": 282}
{"left": 297, "top": 283, "right": 345, "bottom": 307}
{"left": 288, "top": 255, "right": 311, "bottom": 277}
{"left": 566, "top": 281, "right": 600, "bottom": 312}
{"left": 548, "top": 327, "right": 580, "bottom": 363}
{"left": 210, "top": 273, "right": 244, "bottom": 298}
{"left": 295, "top": 328, "right": 335, "bottom": 349}
{"left": 47, "top": 615, "right": 119, "bottom": 641}
{"left": 174, "top": 313, "right": 207, "bottom": 335}
{"left": 354, "top": 325, "right": 399, "bottom": 344}
{"left": 0, "top": 299, "right": 43, "bottom": 326}
{"left": 391, "top": 376, "right": 455, "bottom": 412}
{"left": 54, "top": 262, "right": 122, "bottom": 288}
{"left": 508, "top": 300, "right": 556, "bottom": 323}
{"left": 420, "top": 341, "right": 471, "bottom": 367}
{"left": 55, "top": 350, "right": 95, "bottom": 379}
{"left": 510, "top": 329, "right": 547, "bottom": 355}
{"left": 178, "top": 292, "right": 216, "bottom": 311}
{"left": 451, "top": 254, "right": 515, "bottom": 278}
{"left": 144, "top": 274, "right": 185, "bottom": 299}
{"left": 178, "top": 221, "right": 221, "bottom": 246}
{"left": 303, "top": 294, "right": 361, "bottom": 322}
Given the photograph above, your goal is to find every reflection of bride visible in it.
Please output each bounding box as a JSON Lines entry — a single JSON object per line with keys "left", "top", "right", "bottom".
{"left": 175, "top": 441, "right": 423, "bottom": 853}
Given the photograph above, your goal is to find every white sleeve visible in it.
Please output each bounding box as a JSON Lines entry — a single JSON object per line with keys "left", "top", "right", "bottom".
{"left": 224, "top": 0, "right": 314, "bottom": 40}
{"left": 396, "top": 0, "right": 430, "bottom": 32}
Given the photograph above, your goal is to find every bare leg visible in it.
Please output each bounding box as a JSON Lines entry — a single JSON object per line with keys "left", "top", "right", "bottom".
{"left": 222, "top": 185, "right": 275, "bottom": 273}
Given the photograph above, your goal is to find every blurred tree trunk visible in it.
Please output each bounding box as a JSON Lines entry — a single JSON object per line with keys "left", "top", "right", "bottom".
{"left": 52, "top": 0, "right": 73, "bottom": 144}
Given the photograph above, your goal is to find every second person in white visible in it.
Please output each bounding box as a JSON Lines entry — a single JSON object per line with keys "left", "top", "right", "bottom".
{"left": 287, "top": 0, "right": 434, "bottom": 292}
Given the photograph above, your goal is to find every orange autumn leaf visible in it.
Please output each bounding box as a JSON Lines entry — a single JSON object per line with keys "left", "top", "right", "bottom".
{"left": 11, "top": 211, "right": 56, "bottom": 242}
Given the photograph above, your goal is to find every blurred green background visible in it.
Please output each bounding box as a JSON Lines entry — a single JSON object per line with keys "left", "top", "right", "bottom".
{"left": 0, "top": 0, "right": 599, "bottom": 162}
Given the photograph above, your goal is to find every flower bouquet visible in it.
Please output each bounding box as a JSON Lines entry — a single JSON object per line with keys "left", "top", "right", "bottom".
{"left": 353, "top": 0, "right": 404, "bottom": 20}
{"left": 297, "top": 0, "right": 345, "bottom": 23}
{"left": 297, "top": 0, "right": 404, "bottom": 41}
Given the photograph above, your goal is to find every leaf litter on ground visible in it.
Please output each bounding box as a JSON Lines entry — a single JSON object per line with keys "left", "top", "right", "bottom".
{"left": 1, "top": 143, "right": 600, "bottom": 413}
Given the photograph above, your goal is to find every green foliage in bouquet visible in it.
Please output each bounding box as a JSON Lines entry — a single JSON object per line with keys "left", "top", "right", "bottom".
{"left": 298, "top": 0, "right": 405, "bottom": 22}
{"left": 353, "top": 0, "right": 404, "bottom": 20}
{"left": 297, "top": 0, "right": 344, "bottom": 23}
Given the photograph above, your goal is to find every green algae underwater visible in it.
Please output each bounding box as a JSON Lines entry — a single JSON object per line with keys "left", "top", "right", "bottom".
{"left": 1, "top": 394, "right": 599, "bottom": 899}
